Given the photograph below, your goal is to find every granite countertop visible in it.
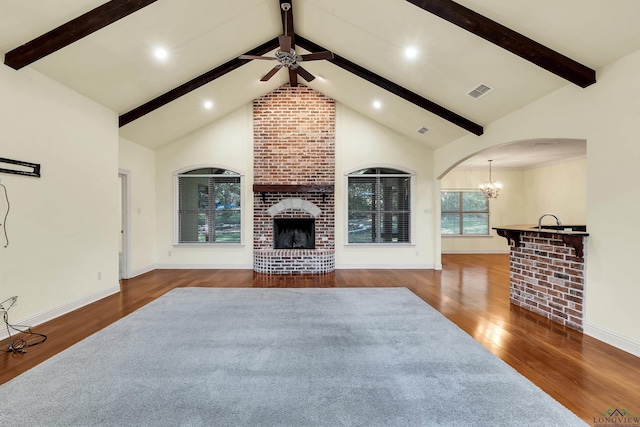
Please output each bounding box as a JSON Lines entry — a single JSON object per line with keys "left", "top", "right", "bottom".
{"left": 493, "top": 224, "right": 589, "bottom": 236}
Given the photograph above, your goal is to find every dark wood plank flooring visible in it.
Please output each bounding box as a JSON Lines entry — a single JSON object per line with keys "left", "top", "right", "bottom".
{"left": 1, "top": 254, "right": 639, "bottom": 423}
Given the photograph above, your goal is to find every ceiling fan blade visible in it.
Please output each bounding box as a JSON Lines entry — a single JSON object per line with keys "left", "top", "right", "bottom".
{"left": 295, "top": 65, "right": 315, "bottom": 82}
{"left": 279, "top": 35, "right": 292, "bottom": 53}
{"left": 261, "top": 65, "right": 283, "bottom": 81}
{"left": 299, "top": 51, "right": 334, "bottom": 61}
{"left": 239, "top": 55, "right": 276, "bottom": 60}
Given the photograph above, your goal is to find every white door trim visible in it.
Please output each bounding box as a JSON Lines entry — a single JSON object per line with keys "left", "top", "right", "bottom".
{"left": 118, "top": 170, "right": 132, "bottom": 280}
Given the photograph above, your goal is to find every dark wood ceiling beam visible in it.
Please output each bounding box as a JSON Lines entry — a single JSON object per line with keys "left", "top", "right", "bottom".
{"left": 405, "top": 0, "right": 596, "bottom": 88}
{"left": 119, "top": 38, "right": 279, "bottom": 127}
{"left": 4, "top": 0, "right": 158, "bottom": 70}
{"left": 296, "top": 35, "right": 483, "bottom": 135}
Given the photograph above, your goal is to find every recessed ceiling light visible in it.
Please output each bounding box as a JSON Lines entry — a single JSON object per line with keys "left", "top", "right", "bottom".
{"left": 404, "top": 46, "right": 418, "bottom": 59}
{"left": 373, "top": 100, "right": 382, "bottom": 109}
{"left": 203, "top": 100, "right": 213, "bottom": 109}
{"left": 153, "top": 47, "right": 168, "bottom": 61}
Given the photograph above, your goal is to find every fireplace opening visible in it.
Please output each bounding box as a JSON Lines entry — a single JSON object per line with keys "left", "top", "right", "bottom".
{"left": 273, "top": 218, "right": 315, "bottom": 249}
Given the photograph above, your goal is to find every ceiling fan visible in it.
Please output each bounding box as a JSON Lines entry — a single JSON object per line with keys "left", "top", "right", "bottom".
{"left": 239, "top": 2, "right": 333, "bottom": 85}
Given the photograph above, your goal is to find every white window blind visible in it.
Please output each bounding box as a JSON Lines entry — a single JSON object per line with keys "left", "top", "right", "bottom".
{"left": 348, "top": 168, "right": 411, "bottom": 244}
{"left": 177, "top": 168, "right": 241, "bottom": 243}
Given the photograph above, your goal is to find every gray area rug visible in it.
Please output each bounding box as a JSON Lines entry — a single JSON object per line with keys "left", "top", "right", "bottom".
{"left": 0, "top": 288, "right": 586, "bottom": 426}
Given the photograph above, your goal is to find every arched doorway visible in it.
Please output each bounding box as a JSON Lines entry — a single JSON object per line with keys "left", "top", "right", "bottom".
{"left": 438, "top": 138, "right": 586, "bottom": 255}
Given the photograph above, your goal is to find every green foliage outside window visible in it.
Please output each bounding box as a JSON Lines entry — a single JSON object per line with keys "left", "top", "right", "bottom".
{"left": 441, "top": 191, "right": 489, "bottom": 235}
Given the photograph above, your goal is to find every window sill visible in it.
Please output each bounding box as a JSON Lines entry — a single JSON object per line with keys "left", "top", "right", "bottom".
{"left": 442, "top": 235, "right": 492, "bottom": 238}
{"left": 173, "top": 243, "right": 245, "bottom": 247}
{"left": 344, "top": 243, "right": 415, "bottom": 247}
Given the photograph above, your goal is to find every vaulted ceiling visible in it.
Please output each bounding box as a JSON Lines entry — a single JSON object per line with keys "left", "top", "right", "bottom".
{"left": 2, "top": 0, "right": 640, "bottom": 163}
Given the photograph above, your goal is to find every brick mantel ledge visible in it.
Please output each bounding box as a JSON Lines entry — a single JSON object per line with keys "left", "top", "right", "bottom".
{"left": 253, "top": 184, "right": 334, "bottom": 193}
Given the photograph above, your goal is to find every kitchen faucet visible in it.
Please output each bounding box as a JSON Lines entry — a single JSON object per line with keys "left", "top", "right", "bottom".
{"left": 538, "top": 213, "right": 562, "bottom": 230}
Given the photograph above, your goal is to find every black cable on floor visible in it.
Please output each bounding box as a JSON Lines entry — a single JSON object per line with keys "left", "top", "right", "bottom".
{"left": 0, "top": 296, "right": 47, "bottom": 353}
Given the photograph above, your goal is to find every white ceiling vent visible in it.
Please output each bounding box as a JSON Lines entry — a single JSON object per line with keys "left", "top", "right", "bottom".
{"left": 467, "top": 83, "right": 494, "bottom": 99}
{"left": 417, "top": 126, "right": 430, "bottom": 135}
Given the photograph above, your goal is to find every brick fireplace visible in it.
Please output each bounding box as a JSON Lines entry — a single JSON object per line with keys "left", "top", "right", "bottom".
{"left": 252, "top": 84, "right": 335, "bottom": 274}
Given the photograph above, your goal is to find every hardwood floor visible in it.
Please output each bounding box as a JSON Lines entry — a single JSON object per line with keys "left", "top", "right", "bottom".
{"left": 2, "top": 254, "right": 639, "bottom": 423}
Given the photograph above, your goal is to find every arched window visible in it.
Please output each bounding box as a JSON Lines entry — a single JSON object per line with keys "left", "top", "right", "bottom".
{"left": 176, "top": 167, "right": 241, "bottom": 244}
{"left": 347, "top": 167, "right": 412, "bottom": 244}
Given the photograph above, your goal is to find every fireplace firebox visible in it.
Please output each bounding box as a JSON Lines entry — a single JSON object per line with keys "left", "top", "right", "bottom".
{"left": 273, "top": 218, "right": 315, "bottom": 249}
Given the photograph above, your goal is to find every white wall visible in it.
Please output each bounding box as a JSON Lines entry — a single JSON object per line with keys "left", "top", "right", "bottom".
{"left": 0, "top": 65, "right": 119, "bottom": 329}
{"left": 335, "top": 105, "right": 436, "bottom": 268}
{"left": 155, "top": 105, "right": 254, "bottom": 268}
{"left": 434, "top": 48, "right": 640, "bottom": 356}
{"left": 522, "top": 159, "right": 587, "bottom": 224}
{"left": 118, "top": 137, "right": 157, "bottom": 276}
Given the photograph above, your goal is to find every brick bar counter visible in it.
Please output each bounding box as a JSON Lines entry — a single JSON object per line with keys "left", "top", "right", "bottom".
{"left": 494, "top": 224, "right": 589, "bottom": 332}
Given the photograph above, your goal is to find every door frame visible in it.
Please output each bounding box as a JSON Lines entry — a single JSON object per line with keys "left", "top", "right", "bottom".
{"left": 119, "top": 169, "right": 132, "bottom": 280}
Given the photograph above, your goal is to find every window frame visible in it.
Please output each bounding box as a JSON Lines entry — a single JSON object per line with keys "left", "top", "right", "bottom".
{"left": 345, "top": 166, "right": 415, "bottom": 246}
{"left": 173, "top": 165, "right": 244, "bottom": 246}
{"left": 440, "top": 189, "right": 491, "bottom": 237}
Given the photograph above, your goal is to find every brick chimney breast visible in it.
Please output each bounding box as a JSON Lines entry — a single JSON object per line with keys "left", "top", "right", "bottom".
{"left": 253, "top": 84, "right": 335, "bottom": 185}
{"left": 253, "top": 84, "right": 336, "bottom": 274}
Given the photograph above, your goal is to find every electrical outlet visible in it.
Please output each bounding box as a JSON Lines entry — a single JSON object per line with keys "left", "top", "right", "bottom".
{"left": 97, "top": 271, "right": 102, "bottom": 280}
{"left": 168, "top": 250, "right": 172, "bottom": 257}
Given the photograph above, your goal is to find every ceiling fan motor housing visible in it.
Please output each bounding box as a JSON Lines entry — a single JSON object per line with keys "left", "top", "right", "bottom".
{"left": 275, "top": 50, "right": 299, "bottom": 68}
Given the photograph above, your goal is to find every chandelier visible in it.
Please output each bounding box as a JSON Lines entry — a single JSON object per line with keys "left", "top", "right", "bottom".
{"left": 479, "top": 160, "right": 502, "bottom": 198}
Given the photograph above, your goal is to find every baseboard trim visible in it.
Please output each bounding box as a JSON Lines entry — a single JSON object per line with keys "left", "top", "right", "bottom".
{"left": 151, "top": 263, "right": 436, "bottom": 270}
{"left": 128, "top": 264, "right": 157, "bottom": 279}
{"left": 157, "top": 263, "right": 253, "bottom": 270}
{"left": 336, "top": 263, "right": 435, "bottom": 270}
{"left": 583, "top": 321, "right": 640, "bottom": 358}
{"left": 0, "top": 284, "right": 120, "bottom": 342}
{"left": 441, "top": 250, "right": 510, "bottom": 254}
